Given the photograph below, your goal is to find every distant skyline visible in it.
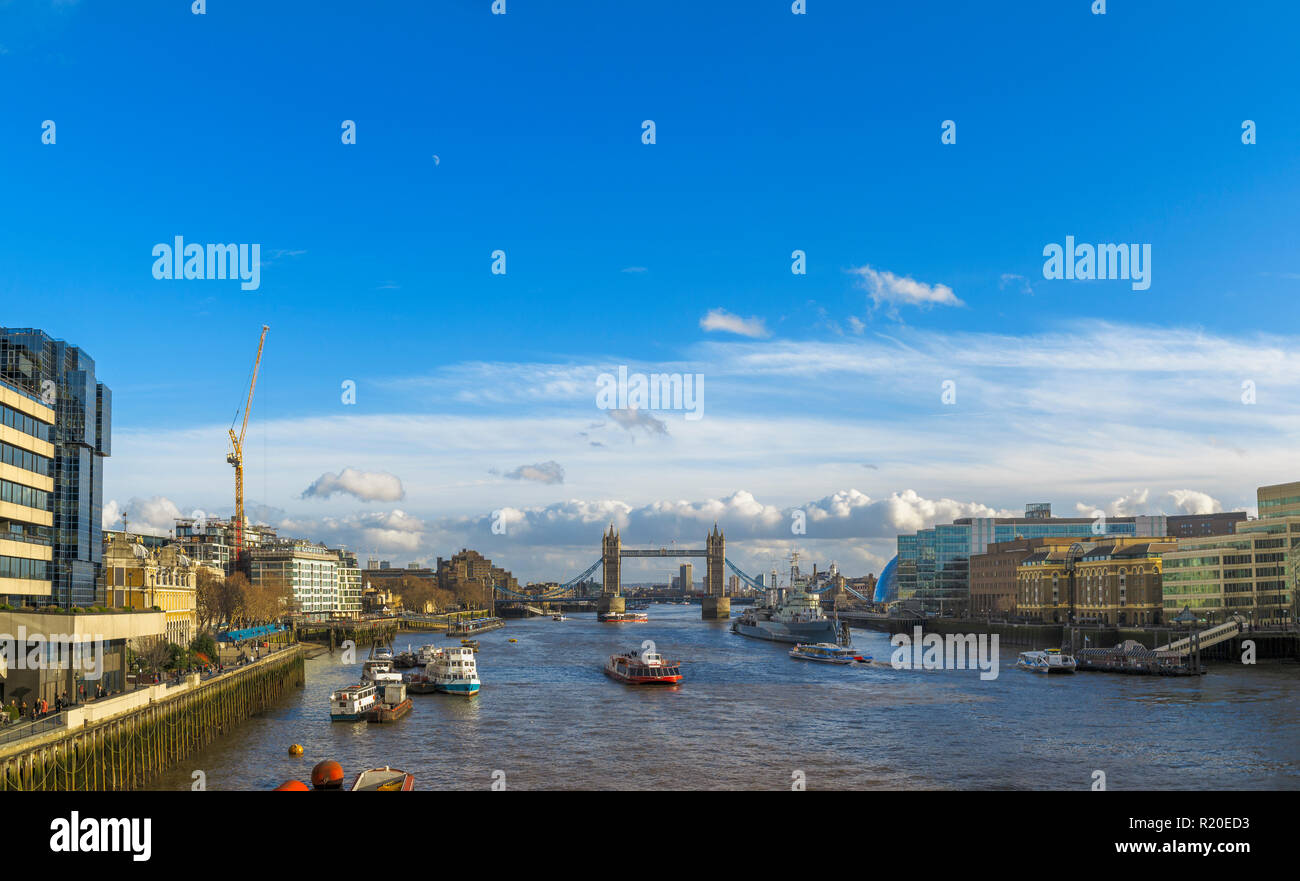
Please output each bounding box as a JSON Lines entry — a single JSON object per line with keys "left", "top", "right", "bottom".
{"left": 4, "top": 1, "right": 1299, "bottom": 582}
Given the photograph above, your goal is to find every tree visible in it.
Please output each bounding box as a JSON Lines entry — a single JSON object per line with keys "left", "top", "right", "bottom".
{"left": 195, "top": 569, "right": 225, "bottom": 630}
{"left": 224, "top": 572, "right": 252, "bottom": 625}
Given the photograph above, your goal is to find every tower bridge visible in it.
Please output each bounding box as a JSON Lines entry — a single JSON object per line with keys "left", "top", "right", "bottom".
{"left": 601, "top": 523, "right": 729, "bottom": 619}
{"left": 491, "top": 523, "right": 770, "bottom": 619}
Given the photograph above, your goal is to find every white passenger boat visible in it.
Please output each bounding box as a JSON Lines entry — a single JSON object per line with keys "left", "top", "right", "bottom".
{"left": 361, "top": 658, "right": 404, "bottom": 688}
{"left": 417, "top": 644, "right": 441, "bottom": 665}
{"left": 1016, "top": 648, "right": 1077, "bottom": 674}
{"left": 789, "top": 643, "right": 870, "bottom": 664}
{"left": 426, "top": 646, "right": 480, "bottom": 696}
{"left": 329, "top": 684, "right": 378, "bottom": 721}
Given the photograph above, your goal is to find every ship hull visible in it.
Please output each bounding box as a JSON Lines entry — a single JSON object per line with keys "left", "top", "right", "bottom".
{"left": 732, "top": 619, "right": 838, "bottom": 644}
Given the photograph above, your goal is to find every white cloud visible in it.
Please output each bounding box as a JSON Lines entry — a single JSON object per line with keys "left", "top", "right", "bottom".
{"left": 301, "top": 468, "right": 405, "bottom": 502}
{"left": 849, "top": 264, "right": 962, "bottom": 310}
{"left": 699, "top": 308, "right": 770, "bottom": 338}
{"left": 102, "top": 496, "right": 184, "bottom": 536}
{"left": 1168, "top": 489, "right": 1222, "bottom": 515}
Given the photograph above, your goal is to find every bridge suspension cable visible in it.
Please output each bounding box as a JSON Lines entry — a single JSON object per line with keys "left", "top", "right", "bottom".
{"left": 492, "top": 558, "right": 602, "bottom": 601}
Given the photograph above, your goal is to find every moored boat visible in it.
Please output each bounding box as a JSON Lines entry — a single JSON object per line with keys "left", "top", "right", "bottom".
{"left": 329, "top": 684, "right": 379, "bottom": 722}
{"left": 1016, "top": 648, "right": 1077, "bottom": 674}
{"left": 427, "top": 645, "right": 481, "bottom": 696}
{"left": 789, "top": 643, "right": 870, "bottom": 664}
{"left": 552, "top": 614, "right": 568, "bottom": 621}
{"left": 361, "top": 658, "right": 404, "bottom": 689}
{"left": 604, "top": 649, "right": 683, "bottom": 685}
{"left": 732, "top": 553, "right": 839, "bottom": 645}
{"left": 598, "top": 610, "right": 649, "bottom": 623}
{"left": 350, "top": 766, "right": 415, "bottom": 791}
{"left": 366, "top": 683, "right": 413, "bottom": 722}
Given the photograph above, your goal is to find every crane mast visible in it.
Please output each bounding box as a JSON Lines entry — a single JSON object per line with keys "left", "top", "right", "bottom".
{"left": 227, "top": 325, "right": 269, "bottom": 573}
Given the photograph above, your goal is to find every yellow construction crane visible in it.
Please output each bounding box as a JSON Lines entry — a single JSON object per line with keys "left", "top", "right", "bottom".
{"left": 228, "top": 325, "right": 269, "bottom": 571}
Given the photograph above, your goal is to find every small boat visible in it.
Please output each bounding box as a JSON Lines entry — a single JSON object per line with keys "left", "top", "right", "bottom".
{"left": 350, "top": 766, "right": 415, "bottom": 791}
{"left": 604, "top": 649, "right": 683, "bottom": 685}
{"left": 403, "top": 672, "right": 439, "bottom": 694}
{"left": 329, "top": 684, "right": 379, "bottom": 722}
{"left": 417, "top": 644, "right": 441, "bottom": 665}
{"left": 508, "top": 638, "right": 517, "bottom": 643}
{"left": 1016, "top": 648, "right": 1077, "bottom": 674}
{"left": 366, "top": 683, "right": 413, "bottom": 723}
{"left": 361, "top": 658, "right": 404, "bottom": 688}
{"left": 460, "top": 638, "right": 480, "bottom": 652}
{"left": 598, "top": 611, "right": 649, "bottom": 623}
{"left": 393, "top": 646, "right": 418, "bottom": 669}
{"left": 552, "top": 614, "right": 568, "bottom": 621}
{"left": 789, "top": 643, "right": 868, "bottom": 664}
{"left": 426, "top": 646, "right": 481, "bottom": 696}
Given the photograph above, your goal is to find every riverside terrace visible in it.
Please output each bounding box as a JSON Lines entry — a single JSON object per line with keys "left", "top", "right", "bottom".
{"left": 0, "top": 609, "right": 165, "bottom": 708}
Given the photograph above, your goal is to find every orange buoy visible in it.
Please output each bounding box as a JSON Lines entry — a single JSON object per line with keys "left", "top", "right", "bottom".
{"left": 288, "top": 743, "right": 304, "bottom": 756}
{"left": 273, "top": 779, "right": 310, "bottom": 791}
{"left": 311, "top": 760, "right": 345, "bottom": 790}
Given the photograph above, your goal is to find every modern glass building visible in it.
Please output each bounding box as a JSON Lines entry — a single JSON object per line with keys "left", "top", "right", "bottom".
{"left": 0, "top": 329, "right": 111, "bottom": 608}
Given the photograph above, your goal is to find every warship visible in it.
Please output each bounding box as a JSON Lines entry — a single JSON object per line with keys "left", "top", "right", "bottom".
{"left": 731, "top": 552, "right": 841, "bottom": 644}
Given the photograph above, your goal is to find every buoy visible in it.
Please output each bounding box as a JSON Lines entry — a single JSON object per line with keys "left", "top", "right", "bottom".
{"left": 273, "top": 779, "right": 310, "bottom": 791}
{"left": 288, "top": 743, "right": 304, "bottom": 756}
{"left": 311, "top": 759, "right": 345, "bottom": 790}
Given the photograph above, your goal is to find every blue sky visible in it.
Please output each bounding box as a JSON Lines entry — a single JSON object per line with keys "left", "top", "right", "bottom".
{"left": 3, "top": 1, "right": 1299, "bottom": 581}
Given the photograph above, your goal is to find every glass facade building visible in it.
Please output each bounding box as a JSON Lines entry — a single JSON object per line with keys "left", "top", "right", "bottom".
{"left": 0, "top": 329, "right": 111, "bottom": 608}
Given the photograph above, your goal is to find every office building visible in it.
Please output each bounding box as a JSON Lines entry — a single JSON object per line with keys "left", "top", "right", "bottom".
{"left": 1161, "top": 482, "right": 1299, "bottom": 628}
{"left": 0, "top": 328, "right": 111, "bottom": 608}
{"left": 0, "top": 377, "right": 55, "bottom": 604}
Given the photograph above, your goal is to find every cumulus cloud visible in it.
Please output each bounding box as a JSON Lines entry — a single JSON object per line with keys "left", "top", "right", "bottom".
{"left": 849, "top": 265, "right": 962, "bottom": 311}
{"left": 699, "top": 308, "right": 770, "bottom": 338}
{"left": 1167, "top": 489, "right": 1223, "bottom": 515}
{"left": 503, "top": 461, "right": 565, "bottom": 484}
{"left": 1074, "top": 488, "right": 1151, "bottom": 517}
{"left": 102, "top": 496, "right": 185, "bottom": 536}
{"left": 301, "top": 468, "right": 405, "bottom": 502}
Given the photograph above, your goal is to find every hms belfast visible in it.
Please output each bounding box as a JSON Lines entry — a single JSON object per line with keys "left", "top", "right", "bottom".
{"left": 731, "top": 552, "right": 840, "bottom": 644}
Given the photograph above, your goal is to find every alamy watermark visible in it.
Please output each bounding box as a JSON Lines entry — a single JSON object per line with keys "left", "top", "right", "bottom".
{"left": 151, "top": 237, "right": 261, "bottom": 291}
{"left": 1042, "top": 236, "right": 1151, "bottom": 291}
{"left": 1, "top": 628, "right": 106, "bottom": 679}
{"left": 889, "top": 627, "right": 1000, "bottom": 680}
{"left": 596, "top": 366, "right": 704, "bottom": 421}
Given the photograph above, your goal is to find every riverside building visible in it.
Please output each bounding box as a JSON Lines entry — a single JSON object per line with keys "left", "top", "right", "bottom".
{"left": 0, "top": 329, "right": 112, "bottom": 608}
{"left": 1161, "top": 481, "right": 1300, "bottom": 628}
{"left": 248, "top": 539, "right": 362, "bottom": 621}
{"left": 0, "top": 377, "right": 55, "bottom": 605}
{"left": 897, "top": 503, "right": 1244, "bottom": 616}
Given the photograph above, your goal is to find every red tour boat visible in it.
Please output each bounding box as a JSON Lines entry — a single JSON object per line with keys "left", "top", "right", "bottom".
{"left": 604, "top": 649, "right": 683, "bottom": 685}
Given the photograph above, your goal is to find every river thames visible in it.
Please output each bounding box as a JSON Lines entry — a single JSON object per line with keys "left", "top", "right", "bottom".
{"left": 155, "top": 605, "right": 1300, "bottom": 790}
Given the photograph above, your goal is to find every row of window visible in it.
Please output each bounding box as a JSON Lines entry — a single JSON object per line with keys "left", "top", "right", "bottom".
{"left": 0, "top": 402, "right": 52, "bottom": 443}
{"left": 0, "top": 479, "right": 48, "bottom": 511}
{"left": 0, "top": 555, "right": 48, "bottom": 581}
{"left": 0, "top": 440, "right": 52, "bottom": 476}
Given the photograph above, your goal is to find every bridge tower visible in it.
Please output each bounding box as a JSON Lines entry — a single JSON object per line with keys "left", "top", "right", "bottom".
{"left": 598, "top": 524, "right": 625, "bottom": 617}
{"left": 702, "top": 522, "right": 730, "bottom": 620}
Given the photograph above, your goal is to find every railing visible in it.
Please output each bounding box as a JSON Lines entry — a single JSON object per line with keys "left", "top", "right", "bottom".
{"left": 0, "top": 712, "right": 65, "bottom": 747}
